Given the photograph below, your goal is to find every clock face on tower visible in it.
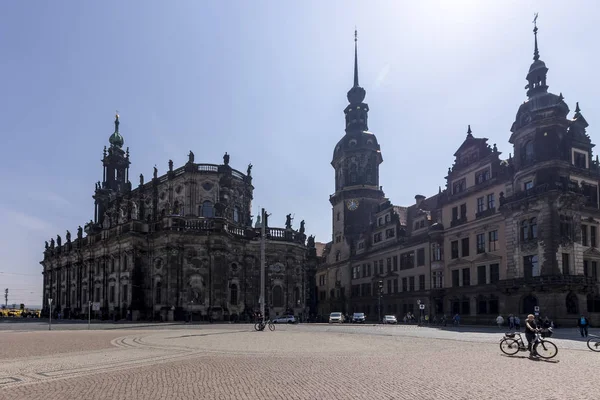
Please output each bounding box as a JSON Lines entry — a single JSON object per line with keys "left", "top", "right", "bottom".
{"left": 346, "top": 199, "right": 359, "bottom": 211}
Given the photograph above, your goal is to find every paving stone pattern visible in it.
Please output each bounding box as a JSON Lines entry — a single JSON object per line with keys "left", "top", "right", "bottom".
{"left": 0, "top": 324, "right": 598, "bottom": 399}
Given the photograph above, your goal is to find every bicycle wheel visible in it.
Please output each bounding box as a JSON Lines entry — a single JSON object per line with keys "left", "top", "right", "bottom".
{"left": 534, "top": 340, "right": 558, "bottom": 359}
{"left": 268, "top": 321, "right": 275, "bottom": 331}
{"left": 587, "top": 337, "right": 600, "bottom": 352}
{"left": 499, "top": 338, "right": 520, "bottom": 355}
{"left": 254, "top": 322, "right": 264, "bottom": 331}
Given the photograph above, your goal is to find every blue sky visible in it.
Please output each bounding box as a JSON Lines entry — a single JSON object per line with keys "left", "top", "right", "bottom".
{"left": 1, "top": 1, "right": 599, "bottom": 306}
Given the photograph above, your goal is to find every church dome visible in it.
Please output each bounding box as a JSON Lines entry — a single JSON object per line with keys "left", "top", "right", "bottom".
{"left": 109, "top": 113, "right": 124, "bottom": 148}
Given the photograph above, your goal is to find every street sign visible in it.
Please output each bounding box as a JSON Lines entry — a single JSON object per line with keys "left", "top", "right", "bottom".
{"left": 92, "top": 302, "right": 101, "bottom": 311}
{"left": 419, "top": 304, "right": 425, "bottom": 310}
{"left": 534, "top": 306, "right": 540, "bottom": 312}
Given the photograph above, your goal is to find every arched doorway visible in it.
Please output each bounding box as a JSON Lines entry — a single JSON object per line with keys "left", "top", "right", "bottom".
{"left": 566, "top": 292, "right": 579, "bottom": 314}
{"left": 522, "top": 294, "right": 538, "bottom": 314}
{"left": 272, "top": 286, "right": 283, "bottom": 308}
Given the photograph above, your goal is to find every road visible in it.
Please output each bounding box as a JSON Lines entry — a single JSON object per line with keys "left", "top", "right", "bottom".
{"left": 0, "top": 322, "right": 598, "bottom": 399}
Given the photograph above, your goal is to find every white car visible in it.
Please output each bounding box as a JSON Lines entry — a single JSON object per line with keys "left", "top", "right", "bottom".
{"left": 383, "top": 315, "right": 397, "bottom": 324}
{"left": 329, "top": 312, "right": 344, "bottom": 323}
{"left": 272, "top": 315, "right": 297, "bottom": 324}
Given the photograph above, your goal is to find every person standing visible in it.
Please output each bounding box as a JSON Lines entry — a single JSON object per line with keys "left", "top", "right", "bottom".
{"left": 577, "top": 315, "right": 590, "bottom": 337}
{"left": 525, "top": 314, "right": 539, "bottom": 358}
{"left": 508, "top": 314, "right": 514, "bottom": 330}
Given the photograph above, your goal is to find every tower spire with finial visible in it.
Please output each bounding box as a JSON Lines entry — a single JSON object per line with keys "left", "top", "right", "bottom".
{"left": 467, "top": 125, "right": 473, "bottom": 137}
{"left": 533, "top": 13, "right": 540, "bottom": 61}
{"left": 353, "top": 28, "right": 359, "bottom": 87}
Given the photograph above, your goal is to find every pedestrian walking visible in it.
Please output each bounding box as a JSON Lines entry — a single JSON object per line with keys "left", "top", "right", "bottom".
{"left": 577, "top": 315, "right": 590, "bottom": 337}
{"left": 496, "top": 314, "right": 504, "bottom": 329}
{"left": 508, "top": 314, "right": 514, "bottom": 330}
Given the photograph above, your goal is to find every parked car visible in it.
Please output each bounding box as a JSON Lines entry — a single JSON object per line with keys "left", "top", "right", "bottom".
{"left": 383, "top": 315, "right": 398, "bottom": 324}
{"left": 272, "top": 315, "right": 297, "bottom": 324}
{"left": 352, "top": 312, "right": 366, "bottom": 323}
{"left": 329, "top": 312, "right": 344, "bottom": 323}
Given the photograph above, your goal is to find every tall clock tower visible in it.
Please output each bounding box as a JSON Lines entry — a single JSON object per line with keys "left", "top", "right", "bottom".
{"left": 329, "top": 31, "right": 384, "bottom": 260}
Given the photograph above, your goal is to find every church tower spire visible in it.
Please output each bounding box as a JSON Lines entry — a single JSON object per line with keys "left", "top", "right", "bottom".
{"left": 344, "top": 30, "right": 369, "bottom": 132}
{"left": 525, "top": 13, "right": 549, "bottom": 98}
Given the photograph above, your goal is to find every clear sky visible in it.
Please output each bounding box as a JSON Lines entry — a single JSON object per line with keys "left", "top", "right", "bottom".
{"left": 1, "top": 1, "right": 599, "bottom": 306}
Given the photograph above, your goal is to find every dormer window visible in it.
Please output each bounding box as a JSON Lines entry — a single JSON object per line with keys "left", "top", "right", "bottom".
{"left": 349, "top": 139, "right": 357, "bottom": 147}
{"left": 453, "top": 178, "right": 466, "bottom": 194}
{"left": 475, "top": 169, "right": 490, "bottom": 184}
{"left": 385, "top": 214, "right": 391, "bottom": 223}
{"left": 522, "top": 141, "right": 534, "bottom": 164}
{"left": 366, "top": 139, "right": 373, "bottom": 145}
{"left": 573, "top": 150, "right": 587, "bottom": 169}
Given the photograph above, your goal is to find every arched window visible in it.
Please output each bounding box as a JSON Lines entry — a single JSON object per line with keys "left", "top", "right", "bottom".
{"left": 522, "top": 141, "right": 534, "bottom": 164}
{"left": 272, "top": 286, "right": 283, "bottom": 307}
{"left": 350, "top": 164, "right": 358, "bottom": 184}
{"left": 155, "top": 282, "right": 162, "bottom": 304}
{"left": 201, "top": 201, "right": 214, "bottom": 218}
{"left": 233, "top": 207, "right": 239, "bottom": 223}
{"left": 294, "top": 287, "right": 300, "bottom": 305}
{"left": 230, "top": 284, "right": 238, "bottom": 305}
{"left": 522, "top": 294, "right": 538, "bottom": 314}
{"left": 566, "top": 292, "right": 579, "bottom": 314}
{"left": 173, "top": 201, "right": 181, "bottom": 215}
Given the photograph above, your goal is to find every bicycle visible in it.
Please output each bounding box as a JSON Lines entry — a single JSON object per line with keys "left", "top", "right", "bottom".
{"left": 499, "top": 330, "right": 558, "bottom": 359}
{"left": 587, "top": 335, "right": 600, "bottom": 352}
{"left": 254, "top": 319, "right": 275, "bottom": 332}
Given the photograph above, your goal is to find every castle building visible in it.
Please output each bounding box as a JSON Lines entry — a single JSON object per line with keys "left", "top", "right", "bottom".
{"left": 317, "top": 24, "right": 600, "bottom": 325}
{"left": 40, "top": 115, "right": 318, "bottom": 322}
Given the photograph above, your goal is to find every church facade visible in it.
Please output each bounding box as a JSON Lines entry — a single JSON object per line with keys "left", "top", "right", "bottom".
{"left": 317, "top": 25, "right": 600, "bottom": 325}
{"left": 40, "top": 115, "right": 318, "bottom": 322}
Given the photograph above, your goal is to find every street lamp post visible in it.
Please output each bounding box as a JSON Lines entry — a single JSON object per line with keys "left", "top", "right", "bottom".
{"left": 48, "top": 298, "right": 53, "bottom": 331}
{"left": 88, "top": 301, "right": 92, "bottom": 330}
{"left": 378, "top": 280, "right": 383, "bottom": 323}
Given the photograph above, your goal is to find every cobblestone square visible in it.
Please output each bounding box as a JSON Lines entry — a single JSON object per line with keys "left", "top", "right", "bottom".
{"left": 0, "top": 324, "right": 598, "bottom": 399}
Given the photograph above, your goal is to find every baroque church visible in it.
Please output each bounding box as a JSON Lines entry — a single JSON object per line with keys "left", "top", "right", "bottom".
{"left": 40, "top": 114, "right": 319, "bottom": 322}
{"left": 317, "top": 24, "right": 600, "bottom": 325}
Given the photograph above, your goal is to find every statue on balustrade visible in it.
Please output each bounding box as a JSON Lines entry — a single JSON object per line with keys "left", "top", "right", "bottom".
{"left": 50, "top": 238, "right": 55, "bottom": 249}
{"left": 66, "top": 230, "right": 71, "bottom": 243}
{"left": 285, "top": 214, "right": 293, "bottom": 230}
{"left": 45, "top": 241, "right": 49, "bottom": 251}
{"left": 56, "top": 235, "right": 62, "bottom": 248}
{"left": 299, "top": 220, "right": 305, "bottom": 234}
{"left": 139, "top": 173, "right": 144, "bottom": 186}
{"left": 131, "top": 201, "right": 139, "bottom": 220}
{"left": 188, "top": 150, "right": 195, "bottom": 163}
{"left": 223, "top": 152, "right": 230, "bottom": 166}
{"left": 153, "top": 166, "right": 158, "bottom": 180}
{"left": 307, "top": 235, "right": 315, "bottom": 248}
{"left": 77, "top": 226, "right": 83, "bottom": 240}
{"left": 247, "top": 163, "right": 252, "bottom": 177}
{"left": 168, "top": 159, "right": 173, "bottom": 172}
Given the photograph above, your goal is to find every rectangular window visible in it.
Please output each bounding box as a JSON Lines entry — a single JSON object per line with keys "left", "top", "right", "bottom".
{"left": 432, "top": 271, "right": 443, "bottom": 289}
{"left": 462, "top": 268, "right": 470, "bottom": 286}
{"left": 452, "top": 207, "right": 458, "bottom": 221}
{"left": 582, "top": 225, "right": 588, "bottom": 246}
{"left": 524, "top": 181, "right": 534, "bottom": 191}
{"left": 476, "top": 233, "right": 485, "bottom": 254}
{"left": 461, "top": 237, "right": 470, "bottom": 257}
{"left": 460, "top": 203, "right": 467, "bottom": 219}
{"left": 432, "top": 243, "right": 442, "bottom": 261}
{"left": 451, "top": 241, "right": 459, "bottom": 259}
{"left": 416, "top": 248, "right": 425, "bottom": 266}
{"left": 488, "top": 230, "right": 498, "bottom": 251}
{"left": 400, "top": 252, "right": 415, "bottom": 270}
{"left": 475, "top": 169, "right": 490, "bottom": 184}
{"left": 490, "top": 264, "right": 500, "bottom": 283}
{"left": 477, "top": 265, "right": 487, "bottom": 285}
{"left": 487, "top": 193, "right": 495, "bottom": 209}
{"left": 111, "top": 259, "right": 115, "bottom": 273}
{"left": 109, "top": 286, "right": 115, "bottom": 303}
{"left": 122, "top": 284, "right": 128, "bottom": 303}
{"left": 402, "top": 277, "right": 407, "bottom": 291}
{"left": 452, "top": 270, "right": 460, "bottom": 287}
{"left": 386, "top": 228, "right": 395, "bottom": 238}
{"left": 523, "top": 255, "right": 539, "bottom": 278}
{"left": 591, "top": 226, "right": 597, "bottom": 247}
{"left": 367, "top": 263, "right": 371, "bottom": 276}
{"left": 379, "top": 260, "right": 384, "bottom": 275}
{"left": 418, "top": 274, "right": 425, "bottom": 291}
{"left": 562, "top": 253, "right": 570, "bottom": 275}
{"left": 393, "top": 279, "right": 398, "bottom": 293}
{"left": 574, "top": 151, "right": 587, "bottom": 168}
{"left": 409, "top": 276, "right": 415, "bottom": 291}
{"left": 387, "top": 280, "right": 392, "bottom": 294}
{"left": 387, "top": 257, "right": 392, "bottom": 273}
{"left": 476, "top": 197, "right": 484, "bottom": 213}
{"left": 95, "top": 287, "right": 100, "bottom": 302}
{"left": 584, "top": 260, "right": 589, "bottom": 276}
{"left": 392, "top": 256, "right": 398, "bottom": 271}
{"left": 453, "top": 179, "right": 466, "bottom": 194}
{"left": 593, "top": 262, "right": 598, "bottom": 280}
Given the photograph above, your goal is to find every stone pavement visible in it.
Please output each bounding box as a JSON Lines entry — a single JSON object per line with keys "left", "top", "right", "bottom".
{"left": 0, "top": 324, "right": 598, "bottom": 400}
